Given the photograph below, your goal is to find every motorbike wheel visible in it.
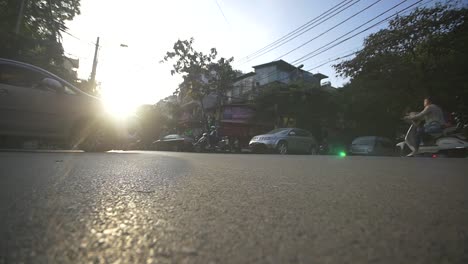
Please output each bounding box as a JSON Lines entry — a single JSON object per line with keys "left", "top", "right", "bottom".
{"left": 194, "top": 145, "right": 202, "bottom": 153}
{"left": 399, "top": 145, "right": 412, "bottom": 157}
{"left": 443, "top": 148, "right": 468, "bottom": 158}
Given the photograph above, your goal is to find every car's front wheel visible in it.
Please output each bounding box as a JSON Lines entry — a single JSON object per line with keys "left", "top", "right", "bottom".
{"left": 70, "top": 120, "right": 114, "bottom": 152}
{"left": 277, "top": 141, "right": 288, "bottom": 155}
{"left": 308, "top": 145, "right": 318, "bottom": 155}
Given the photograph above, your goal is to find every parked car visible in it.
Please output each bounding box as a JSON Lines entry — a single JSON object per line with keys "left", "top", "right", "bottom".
{"left": 249, "top": 128, "right": 318, "bottom": 154}
{"left": 152, "top": 134, "right": 194, "bottom": 152}
{"left": 0, "top": 58, "right": 117, "bottom": 151}
{"left": 349, "top": 136, "right": 396, "bottom": 156}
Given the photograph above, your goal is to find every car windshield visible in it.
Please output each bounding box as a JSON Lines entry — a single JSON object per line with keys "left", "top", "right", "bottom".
{"left": 352, "top": 137, "right": 375, "bottom": 145}
{"left": 164, "top": 134, "right": 180, "bottom": 139}
{"left": 266, "top": 128, "right": 290, "bottom": 134}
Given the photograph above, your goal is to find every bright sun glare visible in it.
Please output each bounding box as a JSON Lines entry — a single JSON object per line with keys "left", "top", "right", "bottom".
{"left": 98, "top": 62, "right": 144, "bottom": 119}
{"left": 101, "top": 85, "right": 139, "bottom": 119}
{"left": 102, "top": 95, "right": 137, "bottom": 118}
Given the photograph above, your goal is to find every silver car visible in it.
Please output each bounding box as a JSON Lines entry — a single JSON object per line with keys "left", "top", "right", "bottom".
{"left": 0, "top": 58, "right": 116, "bottom": 151}
{"left": 249, "top": 128, "right": 318, "bottom": 154}
{"left": 349, "top": 136, "right": 396, "bottom": 156}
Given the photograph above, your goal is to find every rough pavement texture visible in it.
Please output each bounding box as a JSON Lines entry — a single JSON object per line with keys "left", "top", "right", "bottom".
{"left": 1, "top": 151, "right": 468, "bottom": 263}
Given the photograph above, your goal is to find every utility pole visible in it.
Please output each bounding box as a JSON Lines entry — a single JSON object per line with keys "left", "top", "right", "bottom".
{"left": 15, "top": 0, "right": 27, "bottom": 35}
{"left": 90, "top": 37, "right": 100, "bottom": 92}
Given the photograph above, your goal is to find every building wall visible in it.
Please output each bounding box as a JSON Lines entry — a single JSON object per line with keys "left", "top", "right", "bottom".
{"left": 255, "top": 66, "right": 280, "bottom": 86}
{"left": 303, "top": 72, "right": 320, "bottom": 86}
{"left": 230, "top": 74, "right": 256, "bottom": 102}
{"left": 277, "top": 70, "right": 291, "bottom": 84}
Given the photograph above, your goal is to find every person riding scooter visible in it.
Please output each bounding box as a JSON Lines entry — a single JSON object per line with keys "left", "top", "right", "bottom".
{"left": 404, "top": 96, "right": 445, "bottom": 157}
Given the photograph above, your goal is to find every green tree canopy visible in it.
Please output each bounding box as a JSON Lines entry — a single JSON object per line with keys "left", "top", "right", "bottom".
{"left": 334, "top": 3, "right": 468, "bottom": 137}
{"left": 161, "top": 38, "right": 238, "bottom": 127}
{"left": 0, "top": 0, "right": 81, "bottom": 80}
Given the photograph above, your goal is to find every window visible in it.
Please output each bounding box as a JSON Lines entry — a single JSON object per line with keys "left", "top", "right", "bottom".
{"left": 379, "top": 138, "right": 394, "bottom": 148}
{"left": 296, "top": 129, "right": 311, "bottom": 137}
{"left": 164, "top": 134, "right": 181, "bottom": 140}
{"left": 63, "top": 85, "right": 78, "bottom": 95}
{"left": 352, "top": 137, "right": 376, "bottom": 146}
{"left": 0, "top": 64, "right": 45, "bottom": 88}
{"left": 266, "top": 128, "right": 289, "bottom": 134}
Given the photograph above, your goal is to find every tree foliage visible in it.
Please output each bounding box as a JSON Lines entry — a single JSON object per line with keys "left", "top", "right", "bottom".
{"left": 136, "top": 96, "right": 181, "bottom": 145}
{"left": 0, "top": 0, "right": 81, "bottom": 81}
{"left": 254, "top": 81, "right": 342, "bottom": 140}
{"left": 334, "top": 3, "right": 468, "bottom": 137}
{"left": 161, "top": 38, "right": 238, "bottom": 127}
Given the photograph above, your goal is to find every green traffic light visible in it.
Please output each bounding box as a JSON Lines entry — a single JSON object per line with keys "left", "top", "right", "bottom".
{"left": 339, "top": 151, "right": 347, "bottom": 157}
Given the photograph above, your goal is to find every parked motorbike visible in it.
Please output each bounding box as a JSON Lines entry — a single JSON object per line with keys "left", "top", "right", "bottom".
{"left": 318, "top": 141, "right": 329, "bottom": 155}
{"left": 193, "top": 134, "right": 233, "bottom": 153}
{"left": 396, "top": 112, "right": 468, "bottom": 157}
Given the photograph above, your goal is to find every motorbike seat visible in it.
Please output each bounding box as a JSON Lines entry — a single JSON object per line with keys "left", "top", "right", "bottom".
{"left": 427, "top": 126, "right": 457, "bottom": 139}
{"left": 443, "top": 126, "right": 457, "bottom": 135}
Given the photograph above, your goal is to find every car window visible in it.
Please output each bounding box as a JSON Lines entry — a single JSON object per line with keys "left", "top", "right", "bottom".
{"left": 63, "top": 85, "right": 78, "bottom": 95}
{"left": 379, "top": 138, "right": 393, "bottom": 148}
{"left": 266, "top": 128, "right": 289, "bottom": 134}
{"left": 289, "top": 129, "right": 300, "bottom": 136}
{"left": 164, "top": 134, "right": 180, "bottom": 140}
{"left": 352, "top": 137, "right": 375, "bottom": 145}
{"left": 0, "top": 63, "right": 45, "bottom": 89}
{"left": 296, "top": 129, "right": 310, "bottom": 137}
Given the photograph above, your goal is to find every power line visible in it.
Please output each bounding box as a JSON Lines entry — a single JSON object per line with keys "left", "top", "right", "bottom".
{"left": 237, "top": 0, "right": 351, "bottom": 62}
{"left": 306, "top": 52, "right": 357, "bottom": 71}
{"left": 307, "top": 46, "right": 361, "bottom": 66}
{"left": 293, "top": 0, "right": 424, "bottom": 65}
{"left": 304, "top": 0, "right": 437, "bottom": 72}
{"left": 214, "top": 0, "right": 230, "bottom": 25}
{"left": 245, "top": 0, "right": 429, "bottom": 88}
{"left": 62, "top": 30, "right": 98, "bottom": 47}
{"left": 239, "top": 0, "right": 361, "bottom": 65}
{"left": 235, "top": 0, "right": 356, "bottom": 63}
{"left": 275, "top": 0, "right": 385, "bottom": 60}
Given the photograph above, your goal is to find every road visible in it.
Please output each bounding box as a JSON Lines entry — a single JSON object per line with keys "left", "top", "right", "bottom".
{"left": 1, "top": 151, "right": 468, "bottom": 264}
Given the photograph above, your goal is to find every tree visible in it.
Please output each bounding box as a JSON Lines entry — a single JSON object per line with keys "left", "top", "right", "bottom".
{"left": 161, "top": 38, "right": 237, "bottom": 128}
{"left": 135, "top": 96, "right": 181, "bottom": 146}
{"left": 253, "top": 81, "right": 341, "bottom": 140}
{"left": 0, "top": 0, "right": 81, "bottom": 81}
{"left": 334, "top": 3, "right": 468, "bottom": 137}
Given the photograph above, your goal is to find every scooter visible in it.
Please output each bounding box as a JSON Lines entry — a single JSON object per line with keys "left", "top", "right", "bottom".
{"left": 396, "top": 113, "right": 468, "bottom": 157}
{"left": 193, "top": 134, "right": 232, "bottom": 153}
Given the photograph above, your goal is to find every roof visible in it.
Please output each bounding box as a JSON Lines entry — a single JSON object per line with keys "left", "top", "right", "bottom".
{"left": 253, "top": 60, "right": 328, "bottom": 80}
{"left": 253, "top": 60, "right": 297, "bottom": 72}
{"left": 313, "top": 73, "right": 328, "bottom": 80}
{"left": 233, "top": 72, "right": 255, "bottom": 82}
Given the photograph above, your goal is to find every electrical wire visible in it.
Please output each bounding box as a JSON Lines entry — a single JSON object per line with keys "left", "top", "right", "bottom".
{"left": 239, "top": 0, "right": 362, "bottom": 65}
{"left": 247, "top": 0, "right": 428, "bottom": 88}
{"left": 236, "top": 0, "right": 358, "bottom": 64}
{"left": 304, "top": 0, "right": 438, "bottom": 72}
{"left": 275, "top": 0, "right": 385, "bottom": 60}
{"left": 292, "top": 0, "right": 425, "bottom": 65}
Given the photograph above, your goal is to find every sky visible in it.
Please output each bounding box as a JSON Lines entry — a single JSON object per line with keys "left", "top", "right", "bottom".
{"left": 62, "top": 0, "right": 443, "bottom": 112}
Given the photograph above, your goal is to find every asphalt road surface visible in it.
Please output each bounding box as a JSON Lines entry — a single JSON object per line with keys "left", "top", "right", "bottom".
{"left": 1, "top": 151, "right": 468, "bottom": 264}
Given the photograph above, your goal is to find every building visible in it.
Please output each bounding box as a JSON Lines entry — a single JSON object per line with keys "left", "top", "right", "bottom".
{"left": 221, "top": 60, "right": 332, "bottom": 145}
{"left": 176, "top": 59, "right": 335, "bottom": 145}
{"left": 62, "top": 57, "right": 79, "bottom": 80}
